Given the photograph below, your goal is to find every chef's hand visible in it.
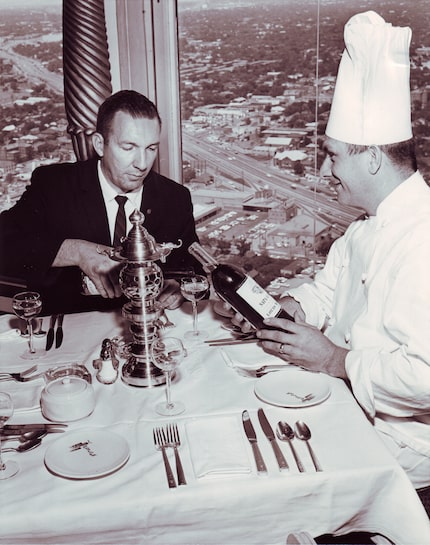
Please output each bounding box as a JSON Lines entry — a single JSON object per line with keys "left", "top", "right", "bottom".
{"left": 256, "top": 314, "right": 348, "bottom": 379}
{"left": 230, "top": 296, "right": 305, "bottom": 333}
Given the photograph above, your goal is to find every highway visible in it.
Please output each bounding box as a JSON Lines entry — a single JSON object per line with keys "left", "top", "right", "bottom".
{"left": 0, "top": 37, "right": 64, "bottom": 99}
{"left": 183, "top": 132, "right": 363, "bottom": 230}
{"left": 1, "top": 34, "right": 362, "bottom": 233}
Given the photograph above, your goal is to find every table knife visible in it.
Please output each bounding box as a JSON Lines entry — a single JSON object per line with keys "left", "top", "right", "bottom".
{"left": 257, "top": 408, "right": 289, "bottom": 471}
{"left": 2, "top": 424, "right": 67, "bottom": 435}
{"left": 55, "top": 314, "right": 64, "bottom": 349}
{"left": 242, "top": 410, "right": 267, "bottom": 475}
{"left": 45, "top": 314, "right": 57, "bottom": 351}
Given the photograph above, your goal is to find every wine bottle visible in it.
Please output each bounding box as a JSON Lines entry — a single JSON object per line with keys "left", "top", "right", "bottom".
{"left": 188, "top": 242, "right": 294, "bottom": 329}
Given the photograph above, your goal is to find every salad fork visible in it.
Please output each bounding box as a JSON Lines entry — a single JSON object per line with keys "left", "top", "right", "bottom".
{"left": 153, "top": 427, "right": 176, "bottom": 488}
{"left": 166, "top": 423, "right": 186, "bottom": 485}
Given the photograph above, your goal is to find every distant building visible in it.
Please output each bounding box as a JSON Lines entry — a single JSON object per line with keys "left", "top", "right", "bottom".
{"left": 191, "top": 186, "right": 253, "bottom": 209}
{"left": 264, "top": 136, "right": 292, "bottom": 147}
{"left": 273, "top": 149, "right": 308, "bottom": 169}
{"left": 268, "top": 201, "right": 298, "bottom": 224}
{"left": 14, "top": 96, "right": 50, "bottom": 106}
{"left": 265, "top": 210, "right": 330, "bottom": 258}
{"left": 243, "top": 192, "right": 281, "bottom": 213}
{"left": 193, "top": 202, "right": 219, "bottom": 226}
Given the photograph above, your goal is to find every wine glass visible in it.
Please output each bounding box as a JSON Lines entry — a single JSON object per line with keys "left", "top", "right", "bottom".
{"left": 151, "top": 337, "right": 187, "bottom": 416}
{"left": 12, "top": 291, "right": 42, "bottom": 359}
{"left": 180, "top": 275, "right": 209, "bottom": 340}
{"left": 0, "top": 393, "right": 19, "bottom": 479}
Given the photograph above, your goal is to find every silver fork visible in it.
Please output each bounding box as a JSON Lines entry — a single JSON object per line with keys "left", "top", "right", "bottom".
{"left": 153, "top": 427, "right": 177, "bottom": 488}
{"left": 166, "top": 423, "right": 186, "bottom": 485}
{"left": 234, "top": 364, "right": 291, "bottom": 378}
{"left": 220, "top": 349, "right": 286, "bottom": 378}
{"left": 0, "top": 365, "right": 42, "bottom": 382}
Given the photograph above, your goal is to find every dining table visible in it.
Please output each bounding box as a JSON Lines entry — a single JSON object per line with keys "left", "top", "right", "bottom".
{"left": 0, "top": 298, "right": 429, "bottom": 545}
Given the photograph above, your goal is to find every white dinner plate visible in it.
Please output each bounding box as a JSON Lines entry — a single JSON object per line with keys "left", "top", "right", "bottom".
{"left": 45, "top": 428, "right": 130, "bottom": 479}
{"left": 254, "top": 367, "right": 331, "bottom": 408}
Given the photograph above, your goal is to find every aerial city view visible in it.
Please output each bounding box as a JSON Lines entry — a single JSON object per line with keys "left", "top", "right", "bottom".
{"left": 0, "top": 0, "right": 429, "bottom": 290}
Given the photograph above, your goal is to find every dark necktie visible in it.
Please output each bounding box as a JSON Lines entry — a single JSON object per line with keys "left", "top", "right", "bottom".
{"left": 113, "top": 195, "right": 128, "bottom": 247}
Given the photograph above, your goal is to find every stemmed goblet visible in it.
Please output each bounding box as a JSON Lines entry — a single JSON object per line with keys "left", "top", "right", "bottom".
{"left": 180, "top": 275, "right": 209, "bottom": 340}
{"left": 12, "top": 291, "right": 42, "bottom": 359}
{"left": 0, "top": 392, "right": 19, "bottom": 479}
{"left": 151, "top": 337, "right": 187, "bottom": 416}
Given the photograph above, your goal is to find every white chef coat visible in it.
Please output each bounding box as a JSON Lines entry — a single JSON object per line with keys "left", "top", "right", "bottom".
{"left": 287, "top": 171, "right": 430, "bottom": 487}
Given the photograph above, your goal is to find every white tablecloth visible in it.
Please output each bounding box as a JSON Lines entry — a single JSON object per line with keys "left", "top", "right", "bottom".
{"left": 0, "top": 301, "right": 429, "bottom": 545}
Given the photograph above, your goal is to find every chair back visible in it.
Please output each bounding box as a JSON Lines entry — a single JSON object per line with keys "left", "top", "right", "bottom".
{"left": 0, "top": 275, "right": 27, "bottom": 314}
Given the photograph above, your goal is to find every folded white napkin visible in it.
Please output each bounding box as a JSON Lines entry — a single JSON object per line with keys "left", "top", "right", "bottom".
{"left": 186, "top": 416, "right": 251, "bottom": 478}
{"left": 0, "top": 379, "right": 44, "bottom": 412}
{"left": 220, "top": 344, "right": 288, "bottom": 370}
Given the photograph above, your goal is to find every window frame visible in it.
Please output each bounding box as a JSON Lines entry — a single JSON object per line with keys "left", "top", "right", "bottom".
{"left": 105, "top": 0, "right": 183, "bottom": 183}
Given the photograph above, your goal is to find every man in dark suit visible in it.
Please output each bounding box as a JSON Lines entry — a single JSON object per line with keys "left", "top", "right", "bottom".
{"left": 0, "top": 90, "right": 202, "bottom": 314}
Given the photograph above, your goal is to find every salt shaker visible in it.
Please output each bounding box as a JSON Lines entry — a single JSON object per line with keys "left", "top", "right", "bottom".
{"left": 93, "top": 338, "right": 119, "bottom": 384}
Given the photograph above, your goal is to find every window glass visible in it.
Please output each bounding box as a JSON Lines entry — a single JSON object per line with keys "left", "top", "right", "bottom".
{"left": 177, "top": 0, "right": 430, "bottom": 290}
{"left": 0, "top": 0, "right": 73, "bottom": 212}
{"left": 1, "top": 0, "right": 429, "bottom": 290}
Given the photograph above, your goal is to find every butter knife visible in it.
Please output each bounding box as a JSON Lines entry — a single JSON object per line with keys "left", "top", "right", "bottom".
{"left": 55, "top": 314, "right": 64, "bottom": 349}
{"left": 242, "top": 410, "right": 267, "bottom": 475}
{"left": 257, "top": 408, "right": 289, "bottom": 471}
{"left": 2, "top": 424, "right": 67, "bottom": 435}
{"left": 45, "top": 314, "right": 57, "bottom": 351}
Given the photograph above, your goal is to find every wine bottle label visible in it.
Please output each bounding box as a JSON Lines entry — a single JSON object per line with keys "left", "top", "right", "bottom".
{"left": 236, "top": 277, "right": 281, "bottom": 318}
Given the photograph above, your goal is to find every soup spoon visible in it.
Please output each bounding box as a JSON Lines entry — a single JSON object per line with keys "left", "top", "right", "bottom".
{"left": 294, "top": 420, "right": 323, "bottom": 472}
{"left": 2, "top": 438, "right": 42, "bottom": 453}
{"left": 276, "top": 421, "right": 305, "bottom": 472}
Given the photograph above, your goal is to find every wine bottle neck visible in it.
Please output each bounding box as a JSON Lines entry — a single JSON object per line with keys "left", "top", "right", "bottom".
{"left": 188, "top": 242, "right": 218, "bottom": 272}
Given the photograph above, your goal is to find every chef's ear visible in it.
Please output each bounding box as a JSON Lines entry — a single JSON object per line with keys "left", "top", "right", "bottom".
{"left": 367, "top": 145, "right": 383, "bottom": 175}
{"left": 92, "top": 132, "right": 105, "bottom": 158}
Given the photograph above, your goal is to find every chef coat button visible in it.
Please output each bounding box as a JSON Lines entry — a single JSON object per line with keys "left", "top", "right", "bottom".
{"left": 361, "top": 273, "right": 367, "bottom": 284}
{"left": 344, "top": 332, "right": 351, "bottom": 344}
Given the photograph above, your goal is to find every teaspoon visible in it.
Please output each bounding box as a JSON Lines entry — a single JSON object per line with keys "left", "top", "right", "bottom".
{"left": 276, "top": 421, "right": 305, "bottom": 472}
{"left": 294, "top": 420, "right": 323, "bottom": 472}
{"left": 2, "top": 438, "right": 42, "bottom": 453}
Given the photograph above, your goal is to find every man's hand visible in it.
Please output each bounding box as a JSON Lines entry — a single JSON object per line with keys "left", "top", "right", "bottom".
{"left": 256, "top": 315, "right": 348, "bottom": 379}
{"left": 53, "top": 239, "right": 122, "bottom": 298}
{"left": 158, "top": 279, "right": 184, "bottom": 310}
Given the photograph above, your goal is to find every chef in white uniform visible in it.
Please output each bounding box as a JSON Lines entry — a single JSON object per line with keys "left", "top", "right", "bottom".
{"left": 257, "top": 11, "right": 430, "bottom": 493}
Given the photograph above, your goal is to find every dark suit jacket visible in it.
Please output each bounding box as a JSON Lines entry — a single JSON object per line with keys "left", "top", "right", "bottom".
{"left": 0, "top": 159, "right": 202, "bottom": 314}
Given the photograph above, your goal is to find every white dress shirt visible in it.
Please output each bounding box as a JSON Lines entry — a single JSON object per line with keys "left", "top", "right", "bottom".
{"left": 287, "top": 171, "right": 430, "bottom": 487}
{"left": 97, "top": 162, "right": 143, "bottom": 245}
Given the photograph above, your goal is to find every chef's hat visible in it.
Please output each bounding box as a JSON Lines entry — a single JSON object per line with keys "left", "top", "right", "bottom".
{"left": 325, "top": 11, "right": 412, "bottom": 145}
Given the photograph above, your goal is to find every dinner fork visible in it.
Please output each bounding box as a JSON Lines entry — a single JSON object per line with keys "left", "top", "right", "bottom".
{"left": 0, "top": 365, "right": 43, "bottom": 382}
{"left": 153, "top": 427, "right": 177, "bottom": 488}
{"left": 166, "top": 423, "right": 187, "bottom": 485}
{"left": 234, "top": 364, "right": 291, "bottom": 378}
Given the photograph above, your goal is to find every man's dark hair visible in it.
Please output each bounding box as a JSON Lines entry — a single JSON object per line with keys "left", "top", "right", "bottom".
{"left": 96, "top": 90, "right": 162, "bottom": 140}
{"left": 347, "top": 139, "right": 417, "bottom": 173}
